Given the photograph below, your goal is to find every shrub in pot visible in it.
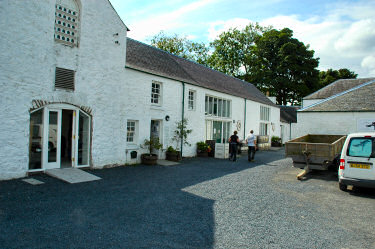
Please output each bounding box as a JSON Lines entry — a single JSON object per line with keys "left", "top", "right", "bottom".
{"left": 165, "top": 146, "right": 181, "bottom": 162}
{"left": 271, "top": 136, "right": 282, "bottom": 147}
{"left": 196, "top": 141, "right": 209, "bottom": 157}
{"left": 141, "top": 136, "right": 163, "bottom": 165}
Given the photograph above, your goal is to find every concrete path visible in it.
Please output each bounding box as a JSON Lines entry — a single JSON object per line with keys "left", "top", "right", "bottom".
{"left": 45, "top": 168, "right": 101, "bottom": 184}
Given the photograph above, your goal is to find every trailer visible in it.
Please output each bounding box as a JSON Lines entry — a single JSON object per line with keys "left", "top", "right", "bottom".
{"left": 285, "top": 134, "right": 346, "bottom": 180}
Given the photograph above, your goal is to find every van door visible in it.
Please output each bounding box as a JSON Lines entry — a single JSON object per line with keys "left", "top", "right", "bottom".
{"left": 344, "top": 137, "right": 375, "bottom": 180}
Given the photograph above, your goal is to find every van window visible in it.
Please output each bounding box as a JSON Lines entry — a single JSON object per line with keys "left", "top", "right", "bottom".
{"left": 347, "top": 138, "right": 374, "bottom": 157}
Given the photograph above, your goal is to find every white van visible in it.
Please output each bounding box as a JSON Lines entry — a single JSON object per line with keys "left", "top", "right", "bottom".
{"left": 338, "top": 132, "right": 375, "bottom": 191}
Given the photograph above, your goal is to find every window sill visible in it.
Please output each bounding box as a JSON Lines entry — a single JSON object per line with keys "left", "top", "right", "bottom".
{"left": 150, "top": 105, "right": 164, "bottom": 111}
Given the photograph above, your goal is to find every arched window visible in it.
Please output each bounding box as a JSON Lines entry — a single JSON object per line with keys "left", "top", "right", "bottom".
{"left": 54, "top": 0, "right": 80, "bottom": 47}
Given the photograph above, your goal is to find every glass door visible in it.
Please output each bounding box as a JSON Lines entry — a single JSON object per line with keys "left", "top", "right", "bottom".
{"left": 43, "top": 108, "right": 61, "bottom": 169}
{"left": 77, "top": 111, "right": 90, "bottom": 166}
{"left": 213, "top": 121, "right": 222, "bottom": 143}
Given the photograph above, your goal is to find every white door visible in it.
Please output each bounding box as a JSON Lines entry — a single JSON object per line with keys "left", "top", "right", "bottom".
{"left": 43, "top": 108, "right": 62, "bottom": 170}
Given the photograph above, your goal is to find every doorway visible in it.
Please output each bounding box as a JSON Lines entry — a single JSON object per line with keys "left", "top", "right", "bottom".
{"left": 28, "top": 104, "right": 91, "bottom": 171}
{"left": 61, "top": 110, "right": 73, "bottom": 168}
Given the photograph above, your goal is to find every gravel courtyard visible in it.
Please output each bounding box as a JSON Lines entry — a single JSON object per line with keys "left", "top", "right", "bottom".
{"left": 1, "top": 149, "right": 374, "bottom": 249}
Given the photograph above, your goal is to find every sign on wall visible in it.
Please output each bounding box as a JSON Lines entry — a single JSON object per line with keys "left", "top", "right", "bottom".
{"left": 357, "top": 118, "right": 375, "bottom": 132}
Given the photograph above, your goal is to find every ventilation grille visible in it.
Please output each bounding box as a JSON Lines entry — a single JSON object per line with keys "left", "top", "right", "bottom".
{"left": 55, "top": 67, "right": 75, "bottom": 91}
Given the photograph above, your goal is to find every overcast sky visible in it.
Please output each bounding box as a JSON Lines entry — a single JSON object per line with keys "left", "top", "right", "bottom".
{"left": 110, "top": 0, "right": 375, "bottom": 78}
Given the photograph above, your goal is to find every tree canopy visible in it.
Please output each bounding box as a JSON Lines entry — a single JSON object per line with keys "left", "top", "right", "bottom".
{"left": 150, "top": 31, "right": 209, "bottom": 65}
{"left": 318, "top": 68, "right": 357, "bottom": 88}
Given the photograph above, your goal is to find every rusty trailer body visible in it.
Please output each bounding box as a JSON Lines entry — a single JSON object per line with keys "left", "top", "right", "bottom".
{"left": 285, "top": 134, "right": 346, "bottom": 170}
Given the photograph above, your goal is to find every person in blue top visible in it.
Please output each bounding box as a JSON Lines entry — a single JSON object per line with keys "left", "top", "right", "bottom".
{"left": 228, "top": 131, "right": 240, "bottom": 161}
{"left": 246, "top": 130, "right": 257, "bottom": 162}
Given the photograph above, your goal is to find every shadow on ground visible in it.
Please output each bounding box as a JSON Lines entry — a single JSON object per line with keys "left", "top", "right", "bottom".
{"left": 0, "top": 150, "right": 283, "bottom": 248}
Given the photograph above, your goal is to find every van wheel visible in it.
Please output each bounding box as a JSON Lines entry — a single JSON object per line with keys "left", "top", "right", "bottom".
{"left": 339, "top": 182, "right": 347, "bottom": 191}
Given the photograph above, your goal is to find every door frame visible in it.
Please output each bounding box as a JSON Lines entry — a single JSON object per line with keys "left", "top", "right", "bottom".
{"left": 28, "top": 103, "right": 91, "bottom": 171}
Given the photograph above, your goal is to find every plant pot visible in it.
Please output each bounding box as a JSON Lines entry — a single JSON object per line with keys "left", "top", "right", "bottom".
{"left": 196, "top": 151, "right": 208, "bottom": 157}
{"left": 271, "top": 141, "right": 281, "bottom": 147}
{"left": 166, "top": 151, "right": 181, "bottom": 162}
{"left": 141, "top": 153, "right": 158, "bottom": 165}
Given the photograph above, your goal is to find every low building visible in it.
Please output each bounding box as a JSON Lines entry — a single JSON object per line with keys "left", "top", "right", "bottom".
{"left": 295, "top": 78, "right": 375, "bottom": 138}
{"left": 0, "top": 0, "right": 279, "bottom": 180}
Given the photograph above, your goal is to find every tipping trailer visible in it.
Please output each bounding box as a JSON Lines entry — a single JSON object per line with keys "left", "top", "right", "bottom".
{"left": 285, "top": 134, "right": 346, "bottom": 179}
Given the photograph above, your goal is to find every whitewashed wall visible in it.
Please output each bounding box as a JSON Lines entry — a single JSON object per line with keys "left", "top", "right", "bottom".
{"left": 294, "top": 112, "right": 375, "bottom": 138}
{"left": 0, "top": 0, "right": 127, "bottom": 179}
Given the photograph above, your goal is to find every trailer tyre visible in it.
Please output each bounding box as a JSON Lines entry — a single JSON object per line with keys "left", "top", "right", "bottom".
{"left": 339, "top": 182, "right": 347, "bottom": 191}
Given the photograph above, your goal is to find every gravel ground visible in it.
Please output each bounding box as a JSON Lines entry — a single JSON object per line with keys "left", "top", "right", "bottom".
{"left": 1, "top": 149, "right": 374, "bottom": 249}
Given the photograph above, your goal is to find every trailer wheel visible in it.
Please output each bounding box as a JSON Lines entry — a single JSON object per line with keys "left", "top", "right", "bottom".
{"left": 339, "top": 182, "right": 347, "bottom": 191}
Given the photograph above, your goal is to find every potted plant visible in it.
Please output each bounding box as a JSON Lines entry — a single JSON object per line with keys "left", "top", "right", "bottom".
{"left": 196, "top": 141, "right": 209, "bottom": 157}
{"left": 141, "top": 136, "right": 163, "bottom": 165}
{"left": 271, "top": 136, "right": 282, "bottom": 147}
{"left": 170, "top": 118, "right": 192, "bottom": 160}
{"left": 165, "top": 146, "right": 181, "bottom": 162}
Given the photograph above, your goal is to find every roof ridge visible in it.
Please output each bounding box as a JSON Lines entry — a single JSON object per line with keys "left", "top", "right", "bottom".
{"left": 304, "top": 77, "right": 375, "bottom": 99}
{"left": 300, "top": 79, "right": 375, "bottom": 112}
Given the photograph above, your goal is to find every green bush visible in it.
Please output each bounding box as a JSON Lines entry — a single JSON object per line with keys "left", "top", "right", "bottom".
{"left": 166, "top": 146, "right": 177, "bottom": 153}
{"left": 196, "top": 141, "right": 209, "bottom": 152}
{"left": 271, "top": 136, "right": 281, "bottom": 143}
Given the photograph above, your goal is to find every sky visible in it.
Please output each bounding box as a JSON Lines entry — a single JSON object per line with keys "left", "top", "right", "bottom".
{"left": 109, "top": 0, "right": 375, "bottom": 78}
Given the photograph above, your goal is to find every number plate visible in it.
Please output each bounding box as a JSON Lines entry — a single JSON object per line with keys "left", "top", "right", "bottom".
{"left": 350, "top": 163, "right": 371, "bottom": 169}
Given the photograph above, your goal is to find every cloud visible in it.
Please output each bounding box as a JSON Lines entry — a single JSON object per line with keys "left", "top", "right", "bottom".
{"left": 205, "top": 1, "right": 375, "bottom": 77}
{"left": 127, "top": 0, "right": 219, "bottom": 41}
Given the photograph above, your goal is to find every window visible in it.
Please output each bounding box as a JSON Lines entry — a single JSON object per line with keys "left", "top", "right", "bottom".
{"left": 205, "top": 120, "right": 231, "bottom": 143}
{"left": 188, "top": 90, "right": 195, "bottom": 110}
{"left": 347, "top": 138, "right": 374, "bottom": 158}
{"left": 260, "top": 106, "right": 270, "bottom": 121}
{"left": 54, "top": 2, "right": 79, "bottom": 46}
{"left": 205, "top": 95, "right": 231, "bottom": 118}
{"left": 127, "top": 121, "right": 137, "bottom": 143}
{"left": 151, "top": 81, "right": 162, "bottom": 105}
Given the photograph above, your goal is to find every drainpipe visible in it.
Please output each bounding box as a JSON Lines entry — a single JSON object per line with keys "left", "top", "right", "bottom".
{"left": 181, "top": 82, "right": 185, "bottom": 154}
{"left": 243, "top": 98, "right": 246, "bottom": 140}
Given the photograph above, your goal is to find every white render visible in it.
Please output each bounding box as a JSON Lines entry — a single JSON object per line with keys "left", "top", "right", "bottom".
{"left": 294, "top": 112, "right": 375, "bottom": 139}
{"left": 0, "top": 0, "right": 280, "bottom": 180}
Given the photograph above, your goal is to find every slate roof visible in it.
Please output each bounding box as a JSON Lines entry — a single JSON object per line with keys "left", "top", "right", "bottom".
{"left": 304, "top": 78, "right": 375, "bottom": 100}
{"left": 300, "top": 80, "right": 375, "bottom": 112}
{"left": 280, "top": 106, "right": 299, "bottom": 123}
{"left": 125, "top": 38, "right": 276, "bottom": 106}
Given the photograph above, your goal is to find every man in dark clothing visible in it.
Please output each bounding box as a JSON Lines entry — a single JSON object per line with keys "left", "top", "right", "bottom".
{"left": 228, "top": 131, "right": 240, "bottom": 161}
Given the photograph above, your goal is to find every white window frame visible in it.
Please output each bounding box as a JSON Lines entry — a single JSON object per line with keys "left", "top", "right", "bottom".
{"left": 151, "top": 81, "right": 162, "bottom": 105}
{"left": 188, "top": 90, "right": 196, "bottom": 110}
{"left": 205, "top": 95, "right": 231, "bottom": 118}
{"left": 260, "top": 122, "right": 269, "bottom": 136}
{"left": 126, "top": 120, "right": 138, "bottom": 143}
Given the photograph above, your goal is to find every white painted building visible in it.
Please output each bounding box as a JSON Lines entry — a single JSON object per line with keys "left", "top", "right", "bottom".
{"left": 295, "top": 79, "right": 375, "bottom": 138}
{"left": 0, "top": 0, "right": 279, "bottom": 180}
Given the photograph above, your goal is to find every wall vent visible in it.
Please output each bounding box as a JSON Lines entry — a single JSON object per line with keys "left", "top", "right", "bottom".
{"left": 55, "top": 67, "right": 75, "bottom": 91}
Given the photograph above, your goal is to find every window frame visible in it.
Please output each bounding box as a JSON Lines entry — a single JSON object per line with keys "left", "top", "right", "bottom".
{"left": 188, "top": 90, "right": 196, "bottom": 111}
{"left": 205, "top": 95, "right": 231, "bottom": 118}
{"left": 126, "top": 120, "right": 137, "bottom": 143}
{"left": 151, "top": 81, "right": 162, "bottom": 105}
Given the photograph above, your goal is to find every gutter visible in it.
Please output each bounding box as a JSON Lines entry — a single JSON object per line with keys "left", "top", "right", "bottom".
{"left": 244, "top": 98, "right": 246, "bottom": 140}
{"left": 181, "top": 82, "right": 185, "bottom": 154}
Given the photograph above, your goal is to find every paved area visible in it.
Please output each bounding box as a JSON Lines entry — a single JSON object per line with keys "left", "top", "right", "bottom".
{"left": 1, "top": 149, "right": 374, "bottom": 248}
{"left": 45, "top": 168, "right": 101, "bottom": 184}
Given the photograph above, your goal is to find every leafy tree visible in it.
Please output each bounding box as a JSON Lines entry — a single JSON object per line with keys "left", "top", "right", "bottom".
{"left": 318, "top": 68, "right": 357, "bottom": 88}
{"left": 150, "top": 31, "right": 209, "bottom": 65}
{"left": 252, "top": 28, "right": 320, "bottom": 105}
{"left": 208, "top": 23, "right": 269, "bottom": 77}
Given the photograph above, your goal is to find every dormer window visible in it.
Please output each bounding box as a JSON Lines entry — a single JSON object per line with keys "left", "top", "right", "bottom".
{"left": 54, "top": 1, "right": 79, "bottom": 47}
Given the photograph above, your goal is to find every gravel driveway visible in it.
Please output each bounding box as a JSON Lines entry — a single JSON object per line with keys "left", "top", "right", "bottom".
{"left": 1, "top": 149, "right": 374, "bottom": 248}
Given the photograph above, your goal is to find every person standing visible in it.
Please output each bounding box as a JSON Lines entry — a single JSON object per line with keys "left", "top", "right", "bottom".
{"left": 246, "top": 130, "right": 257, "bottom": 161}
{"left": 228, "top": 131, "right": 240, "bottom": 161}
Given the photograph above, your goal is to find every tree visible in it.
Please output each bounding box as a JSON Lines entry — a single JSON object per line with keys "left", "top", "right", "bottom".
{"left": 252, "top": 28, "right": 320, "bottom": 105}
{"left": 150, "top": 31, "right": 209, "bottom": 65}
{"left": 208, "top": 23, "right": 269, "bottom": 77}
{"left": 318, "top": 68, "right": 357, "bottom": 89}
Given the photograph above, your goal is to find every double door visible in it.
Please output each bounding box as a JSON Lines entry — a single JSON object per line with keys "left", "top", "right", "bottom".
{"left": 29, "top": 105, "right": 90, "bottom": 170}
